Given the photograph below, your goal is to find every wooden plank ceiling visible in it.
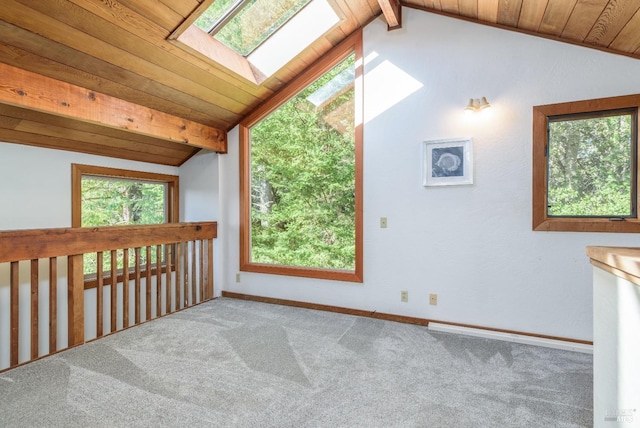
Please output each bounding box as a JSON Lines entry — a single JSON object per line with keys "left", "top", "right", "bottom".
{"left": 404, "top": 0, "right": 640, "bottom": 58}
{"left": 0, "top": 0, "right": 638, "bottom": 165}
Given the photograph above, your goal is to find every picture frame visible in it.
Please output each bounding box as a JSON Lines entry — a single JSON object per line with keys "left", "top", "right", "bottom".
{"left": 423, "top": 137, "right": 473, "bottom": 187}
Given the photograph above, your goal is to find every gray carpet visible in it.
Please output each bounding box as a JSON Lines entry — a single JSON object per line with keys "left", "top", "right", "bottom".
{"left": 0, "top": 297, "right": 592, "bottom": 427}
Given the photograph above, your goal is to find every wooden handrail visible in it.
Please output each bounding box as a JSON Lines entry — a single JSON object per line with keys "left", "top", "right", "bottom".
{"left": 0, "top": 222, "right": 217, "bottom": 263}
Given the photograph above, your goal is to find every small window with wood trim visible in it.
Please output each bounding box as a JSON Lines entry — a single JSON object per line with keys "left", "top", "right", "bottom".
{"left": 533, "top": 96, "right": 639, "bottom": 232}
{"left": 72, "top": 164, "right": 178, "bottom": 228}
{"left": 71, "top": 164, "right": 179, "bottom": 275}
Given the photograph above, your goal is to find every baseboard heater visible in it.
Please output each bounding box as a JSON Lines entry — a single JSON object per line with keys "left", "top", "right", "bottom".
{"left": 428, "top": 322, "right": 593, "bottom": 354}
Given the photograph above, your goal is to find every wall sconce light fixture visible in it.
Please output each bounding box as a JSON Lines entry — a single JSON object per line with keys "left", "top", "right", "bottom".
{"left": 465, "top": 97, "right": 491, "bottom": 113}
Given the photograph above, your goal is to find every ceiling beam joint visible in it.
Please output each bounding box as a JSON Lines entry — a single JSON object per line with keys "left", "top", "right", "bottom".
{"left": 377, "top": 0, "right": 402, "bottom": 30}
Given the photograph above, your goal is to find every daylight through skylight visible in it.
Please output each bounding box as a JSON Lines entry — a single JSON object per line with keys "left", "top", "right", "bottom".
{"left": 195, "top": 0, "right": 312, "bottom": 56}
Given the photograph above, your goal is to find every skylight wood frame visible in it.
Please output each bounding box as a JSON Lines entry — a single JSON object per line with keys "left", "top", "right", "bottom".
{"left": 239, "top": 30, "right": 363, "bottom": 282}
{"left": 198, "top": 0, "right": 314, "bottom": 56}
{"left": 168, "top": 0, "right": 343, "bottom": 86}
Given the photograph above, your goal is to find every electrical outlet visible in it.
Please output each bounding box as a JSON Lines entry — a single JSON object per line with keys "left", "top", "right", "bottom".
{"left": 429, "top": 293, "right": 438, "bottom": 305}
{"left": 380, "top": 217, "right": 388, "bottom": 228}
{"left": 236, "top": 273, "right": 241, "bottom": 283}
{"left": 401, "top": 290, "right": 408, "bottom": 302}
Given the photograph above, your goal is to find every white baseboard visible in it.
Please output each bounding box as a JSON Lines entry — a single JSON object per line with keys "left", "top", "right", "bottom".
{"left": 428, "top": 322, "right": 593, "bottom": 354}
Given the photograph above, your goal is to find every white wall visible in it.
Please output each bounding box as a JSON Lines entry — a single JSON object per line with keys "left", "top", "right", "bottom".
{"left": 0, "top": 143, "right": 179, "bottom": 229}
{"left": 180, "top": 150, "right": 222, "bottom": 297}
{"left": 180, "top": 150, "right": 219, "bottom": 223}
{"left": 218, "top": 9, "right": 640, "bottom": 341}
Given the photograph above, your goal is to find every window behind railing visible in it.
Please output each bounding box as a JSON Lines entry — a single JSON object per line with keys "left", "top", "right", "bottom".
{"left": 71, "top": 164, "right": 179, "bottom": 275}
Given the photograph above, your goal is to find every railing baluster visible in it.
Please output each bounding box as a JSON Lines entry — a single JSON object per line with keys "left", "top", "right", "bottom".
{"left": 199, "top": 240, "right": 204, "bottom": 302}
{"left": 202, "top": 240, "right": 208, "bottom": 301}
{"left": 191, "top": 240, "right": 196, "bottom": 306}
{"left": 97, "top": 252, "right": 103, "bottom": 337}
{"left": 30, "top": 259, "right": 39, "bottom": 360}
{"left": 145, "top": 246, "right": 152, "bottom": 320}
{"left": 176, "top": 242, "right": 182, "bottom": 310}
{"left": 134, "top": 247, "right": 141, "bottom": 324}
{"left": 207, "top": 239, "right": 214, "bottom": 300}
{"left": 67, "top": 255, "right": 85, "bottom": 347}
{"left": 183, "top": 242, "right": 188, "bottom": 308}
{"left": 165, "top": 245, "right": 171, "bottom": 314}
{"left": 123, "top": 248, "right": 129, "bottom": 328}
{"left": 156, "top": 245, "right": 162, "bottom": 317}
{"left": 110, "top": 250, "right": 117, "bottom": 332}
{"left": 49, "top": 257, "right": 57, "bottom": 353}
{"left": 10, "top": 261, "right": 19, "bottom": 367}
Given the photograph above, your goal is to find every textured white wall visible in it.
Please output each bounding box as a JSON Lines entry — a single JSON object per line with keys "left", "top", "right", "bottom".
{"left": 218, "top": 9, "right": 640, "bottom": 341}
{"left": 180, "top": 150, "right": 219, "bottom": 223}
{"left": 180, "top": 150, "right": 222, "bottom": 297}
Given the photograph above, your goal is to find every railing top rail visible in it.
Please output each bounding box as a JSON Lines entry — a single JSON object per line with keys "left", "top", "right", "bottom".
{"left": 0, "top": 222, "right": 217, "bottom": 263}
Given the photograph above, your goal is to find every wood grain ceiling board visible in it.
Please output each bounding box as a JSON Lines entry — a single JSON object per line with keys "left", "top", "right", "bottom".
{"left": 458, "top": 0, "right": 478, "bottom": 17}
{"left": 609, "top": 7, "right": 640, "bottom": 53}
{"left": 0, "top": 104, "right": 199, "bottom": 155}
{"left": 158, "top": 0, "right": 202, "bottom": 19}
{"left": 498, "top": 0, "right": 524, "bottom": 27}
{"left": 404, "top": 0, "right": 640, "bottom": 61}
{"left": 517, "top": 0, "right": 549, "bottom": 31}
{"left": 114, "top": 0, "right": 184, "bottom": 31}
{"left": 1, "top": 128, "right": 195, "bottom": 166}
{"left": 561, "top": 0, "right": 609, "bottom": 42}
{"left": 584, "top": 0, "right": 640, "bottom": 47}
{"left": 1, "top": 0, "right": 640, "bottom": 165}
{"left": 15, "top": 0, "right": 248, "bottom": 115}
{"left": 478, "top": 0, "right": 501, "bottom": 23}
{"left": 440, "top": 0, "right": 460, "bottom": 15}
{"left": 538, "top": 0, "right": 578, "bottom": 36}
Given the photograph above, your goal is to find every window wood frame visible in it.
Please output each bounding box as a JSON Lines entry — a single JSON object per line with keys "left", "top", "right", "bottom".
{"left": 71, "top": 164, "right": 179, "bottom": 228}
{"left": 533, "top": 94, "right": 640, "bottom": 233}
{"left": 238, "top": 30, "right": 363, "bottom": 282}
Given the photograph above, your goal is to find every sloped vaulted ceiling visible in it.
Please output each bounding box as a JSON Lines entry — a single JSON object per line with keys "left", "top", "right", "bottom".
{"left": 0, "top": 0, "right": 638, "bottom": 165}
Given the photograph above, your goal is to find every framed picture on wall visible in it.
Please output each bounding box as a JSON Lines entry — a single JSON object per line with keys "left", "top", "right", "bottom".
{"left": 423, "top": 138, "right": 473, "bottom": 187}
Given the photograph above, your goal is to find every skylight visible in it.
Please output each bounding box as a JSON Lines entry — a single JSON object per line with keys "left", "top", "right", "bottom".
{"left": 195, "top": 0, "right": 313, "bottom": 56}
{"left": 189, "top": 0, "right": 341, "bottom": 81}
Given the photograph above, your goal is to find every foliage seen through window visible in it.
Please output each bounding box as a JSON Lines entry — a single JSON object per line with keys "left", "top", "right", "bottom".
{"left": 194, "top": 0, "right": 312, "bottom": 56}
{"left": 249, "top": 53, "right": 356, "bottom": 270}
{"left": 547, "top": 111, "right": 636, "bottom": 217}
{"left": 81, "top": 177, "right": 168, "bottom": 275}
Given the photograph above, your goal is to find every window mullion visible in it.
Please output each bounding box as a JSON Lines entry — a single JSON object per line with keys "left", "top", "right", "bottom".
{"left": 208, "top": 0, "right": 252, "bottom": 35}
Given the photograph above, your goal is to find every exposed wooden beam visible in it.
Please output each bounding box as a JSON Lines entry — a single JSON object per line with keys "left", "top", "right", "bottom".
{"left": 378, "top": 0, "right": 402, "bottom": 30}
{"left": 0, "top": 62, "right": 227, "bottom": 153}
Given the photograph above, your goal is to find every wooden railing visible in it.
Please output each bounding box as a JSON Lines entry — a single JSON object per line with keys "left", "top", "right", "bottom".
{"left": 0, "top": 222, "right": 216, "bottom": 372}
